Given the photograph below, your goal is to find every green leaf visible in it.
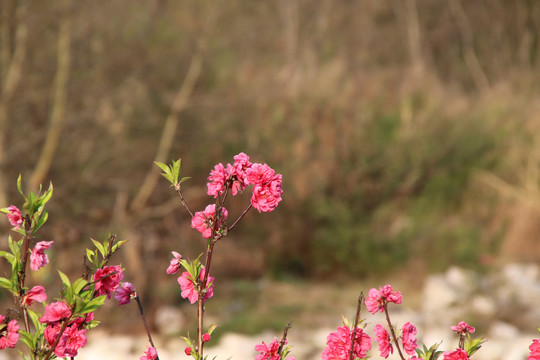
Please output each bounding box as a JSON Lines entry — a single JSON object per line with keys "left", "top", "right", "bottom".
{"left": 172, "top": 159, "right": 182, "bottom": 184}
{"left": 91, "top": 238, "right": 105, "bottom": 257}
{"left": 58, "top": 270, "right": 71, "bottom": 288}
{"left": 17, "top": 174, "right": 25, "bottom": 198}
{"left": 18, "top": 330, "right": 35, "bottom": 350}
{"left": 86, "top": 248, "right": 95, "bottom": 263}
{"left": 0, "top": 251, "right": 15, "bottom": 265}
{"left": 73, "top": 278, "right": 89, "bottom": 295}
{"left": 40, "top": 182, "right": 54, "bottom": 206}
{"left": 32, "top": 210, "right": 48, "bottom": 233}
{"left": 110, "top": 239, "right": 129, "bottom": 254}
{"left": 26, "top": 309, "right": 43, "bottom": 331}
{"left": 80, "top": 295, "right": 107, "bottom": 314}
{"left": 0, "top": 277, "right": 12, "bottom": 291}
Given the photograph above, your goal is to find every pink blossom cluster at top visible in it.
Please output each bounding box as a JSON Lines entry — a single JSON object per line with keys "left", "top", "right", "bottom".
{"left": 321, "top": 325, "right": 372, "bottom": 360}
{"left": 365, "top": 284, "right": 402, "bottom": 314}
{"left": 93, "top": 265, "right": 124, "bottom": 298}
{"left": 39, "top": 301, "right": 92, "bottom": 357}
{"left": 30, "top": 241, "right": 54, "bottom": 271}
{"left": 6, "top": 205, "right": 23, "bottom": 230}
{"left": 0, "top": 315, "right": 19, "bottom": 350}
{"left": 191, "top": 204, "right": 228, "bottom": 239}
{"left": 206, "top": 153, "right": 283, "bottom": 213}
{"left": 254, "top": 337, "right": 295, "bottom": 360}
{"left": 450, "top": 321, "right": 475, "bottom": 335}
{"left": 529, "top": 339, "right": 540, "bottom": 360}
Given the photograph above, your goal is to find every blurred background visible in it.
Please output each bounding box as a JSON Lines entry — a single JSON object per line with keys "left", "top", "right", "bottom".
{"left": 1, "top": 0, "right": 540, "bottom": 355}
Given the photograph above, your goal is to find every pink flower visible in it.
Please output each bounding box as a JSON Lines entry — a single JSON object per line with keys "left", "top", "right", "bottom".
{"left": 177, "top": 268, "right": 214, "bottom": 304}
{"left": 374, "top": 324, "right": 393, "bottom": 358}
{"left": 39, "top": 301, "right": 72, "bottom": 323}
{"left": 321, "top": 325, "right": 372, "bottom": 360}
{"left": 54, "top": 324, "right": 87, "bottom": 357}
{"left": 166, "top": 251, "right": 182, "bottom": 274}
{"left": 6, "top": 205, "right": 23, "bottom": 230}
{"left": 255, "top": 337, "right": 294, "bottom": 360}
{"left": 140, "top": 346, "right": 158, "bottom": 360}
{"left": 115, "top": 282, "right": 136, "bottom": 305}
{"left": 0, "top": 315, "right": 19, "bottom": 349}
{"left": 244, "top": 163, "right": 283, "bottom": 213}
{"left": 402, "top": 322, "right": 418, "bottom": 356}
{"left": 365, "top": 284, "right": 402, "bottom": 314}
{"left": 191, "top": 204, "right": 228, "bottom": 239}
{"left": 529, "top": 339, "right": 540, "bottom": 360}
{"left": 184, "top": 346, "right": 192, "bottom": 356}
{"left": 443, "top": 348, "right": 470, "bottom": 360}
{"left": 207, "top": 163, "right": 228, "bottom": 197}
{"left": 44, "top": 322, "right": 61, "bottom": 346}
{"left": 21, "top": 285, "right": 47, "bottom": 306}
{"left": 203, "top": 333, "right": 211, "bottom": 342}
{"left": 450, "top": 321, "right": 475, "bottom": 335}
{"left": 30, "top": 241, "right": 54, "bottom": 271}
{"left": 229, "top": 152, "right": 252, "bottom": 195}
{"left": 93, "top": 265, "right": 124, "bottom": 298}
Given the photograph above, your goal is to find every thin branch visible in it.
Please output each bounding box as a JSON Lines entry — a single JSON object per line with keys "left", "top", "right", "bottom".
{"left": 277, "top": 322, "right": 292, "bottom": 356}
{"left": 175, "top": 185, "right": 194, "bottom": 218}
{"left": 135, "top": 295, "right": 160, "bottom": 359}
{"left": 349, "top": 293, "right": 364, "bottom": 360}
{"left": 228, "top": 203, "right": 252, "bottom": 232}
{"left": 384, "top": 303, "right": 406, "bottom": 360}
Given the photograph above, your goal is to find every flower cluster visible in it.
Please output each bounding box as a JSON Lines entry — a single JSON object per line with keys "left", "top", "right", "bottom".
{"left": 93, "top": 265, "right": 124, "bottom": 298}
{"left": 177, "top": 268, "right": 214, "bottom": 304}
{"left": 365, "top": 284, "right": 402, "bottom": 314}
{"left": 205, "top": 153, "right": 283, "bottom": 213}
{"left": 0, "top": 315, "right": 19, "bottom": 350}
{"left": 140, "top": 346, "right": 158, "bottom": 360}
{"left": 6, "top": 205, "right": 23, "bottom": 230}
{"left": 443, "top": 348, "right": 470, "bottom": 360}
{"left": 191, "top": 204, "right": 229, "bottom": 239}
{"left": 450, "top": 321, "right": 475, "bottom": 335}
{"left": 30, "top": 240, "right": 54, "bottom": 271}
{"left": 115, "top": 282, "right": 136, "bottom": 305}
{"left": 254, "top": 337, "right": 294, "bottom": 360}
{"left": 529, "top": 339, "right": 540, "bottom": 360}
{"left": 321, "top": 325, "right": 372, "bottom": 360}
{"left": 38, "top": 301, "right": 92, "bottom": 357}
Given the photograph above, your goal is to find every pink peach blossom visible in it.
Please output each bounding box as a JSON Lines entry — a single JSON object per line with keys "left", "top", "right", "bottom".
{"left": 450, "top": 321, "right": 475, "bottom": 335}
{"left": 115, "top": 282, "right": 136, "bottom": 305}
{"left": 39, "top": 301, "right": 72, "bottom": 323}
{"left": 166, "top": 251, "right": 182, "bottom": 274}
{"left": 207, "top": 163, "right": 228, "bottom": 197}
{"left": 93, "top": 265, "right": 123, "bottom": 298}
{"left": 191, "top": 204, "right": 228, "bottom": 239}
{"left": 21, "top": 285, "right": 47, "bottom": 306}
{"left": 6, "top": 205, "right": 23, "bottom": 230}
{"left": 443, "top": 348, "right": 470, "bottom": 360}
{"left": 254, "top": 337, "right": 294, "bottom": 360}
{"left": 365, "top": 284, "right": 402, "bottom": 314}
{"left": 374, "top": 324, "right": 393, "bottom": 358}
{"left": 250, "top": 179, "right": 283, "bottom": 213}
{"left": 177, "top": 268, "right": 214, "bottom": 304}
{"left": 140, "top": 346, "right": 158, "bottom": 360}
{"left": 53, "top": 324, "right": 87, "bottom": 358}
{"left": 402, "top": 322, "right": 418, "bottom": 356}
{"left": 30, "top": 241, "right": 54, "bottom": 271}
{"left": 0, "top": 315, "right": 19, "bottom": 349}
{"left": 528, "top": 339, "right": 540, "bottom": 360}
{"left": 321, "top": 325, "right": 372, "bottom": 360}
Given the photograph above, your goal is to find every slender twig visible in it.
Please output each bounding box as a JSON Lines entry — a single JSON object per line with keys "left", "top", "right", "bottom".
{"left": 135, "top": 295, "right": 160, "bottom": 359}
{"left": 384, "top": 303, "right": 406, "bottom": 360}
{"left": 175, "top": 185, "right": 193, "bottom": 218}
{"left": 228, "top": 203, "right": 252, "bottom": 232}
{"left": 18, "top": 215, "right": 32, "bottom": 333}
{"left": 349, "top": 293, "right": 364, "bottom": 360}
{"left": 277, "top": 322, "right": 292, "bottom": 355}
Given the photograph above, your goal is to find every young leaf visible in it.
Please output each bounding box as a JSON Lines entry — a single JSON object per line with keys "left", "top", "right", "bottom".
{"left": 73, "top": 278, "right": 89, "bottom": 295}
{"left": 58, "top": 270, "right": 71, "bottom": 289}
{"left": 80, "top": 295, "right": 107, "bottom": 314}
{"left": 0, "top": 277, "right": 12, "bottom": 291}
{"left": 91, "top": 238, "right": 105, "bottom": 257}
